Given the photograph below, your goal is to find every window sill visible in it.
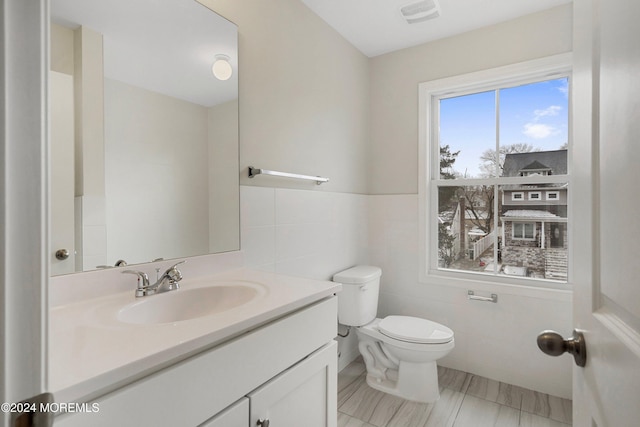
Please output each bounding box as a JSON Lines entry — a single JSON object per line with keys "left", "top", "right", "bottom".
{"left": 420, "top": 268, "right": 573, "bottom": 300}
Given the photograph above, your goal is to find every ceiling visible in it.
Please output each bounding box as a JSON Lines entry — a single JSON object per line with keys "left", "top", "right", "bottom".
{"left": 300, "top": 0, "right": 572, "bottom": 57}
{"left": 51, "top": 0, "right": 237, "bottom": 107}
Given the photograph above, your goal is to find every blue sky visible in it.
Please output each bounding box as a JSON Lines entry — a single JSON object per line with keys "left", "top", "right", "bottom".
{"left": 439, "top": 78, "right": 569, "bottom": 178}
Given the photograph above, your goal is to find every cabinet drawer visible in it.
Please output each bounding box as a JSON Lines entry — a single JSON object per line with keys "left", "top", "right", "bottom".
{"left": 198, "top": 398, "right": 248, "bottom": 427}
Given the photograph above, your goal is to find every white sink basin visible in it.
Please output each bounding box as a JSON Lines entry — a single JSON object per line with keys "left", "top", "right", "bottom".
{"left": 117, "top": 282, "right": 264, "bottom": 324}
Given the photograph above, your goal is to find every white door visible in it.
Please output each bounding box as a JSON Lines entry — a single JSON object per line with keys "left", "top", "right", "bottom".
{"left": 50, "top": 71, "right": 76, "bottom": 276}
{"left": 249, "top": 342, "right": 337, "bottom": 427}
{"left": 569, "top": 0, "right": 640, "bottom": 426}
{"left": 1, "top": 0, "right": 50, "bottom": 426}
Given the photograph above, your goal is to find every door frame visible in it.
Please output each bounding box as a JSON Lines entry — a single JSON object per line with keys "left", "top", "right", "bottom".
{"left": 571, "top": 0, "right": 598, "bottom": 423}
{"left": 0, "top": 0, "right": 49, "bottom": 422}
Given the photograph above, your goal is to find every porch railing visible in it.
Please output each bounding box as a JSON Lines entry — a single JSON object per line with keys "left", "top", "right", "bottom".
{"left": 471, "top": 231, "right": 495, "bottom": 260}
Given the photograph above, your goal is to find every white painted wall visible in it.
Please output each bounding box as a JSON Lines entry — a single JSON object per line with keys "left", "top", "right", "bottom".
{"left": 208, "top": 100, "right": 240, "bottom": 254}
{"left": 104, "top": 78, "right": 210, "bottom": 265}
{"left": 369, "top": 4, "right": 573, "bottom": 194}
{"left": 199, "top": 0, "right": 371, "bottom": 194}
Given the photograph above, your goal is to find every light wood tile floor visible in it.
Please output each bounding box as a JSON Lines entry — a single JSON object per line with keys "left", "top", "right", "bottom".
{"left": 338, "top": 360, "right": 572, "bottom": 427}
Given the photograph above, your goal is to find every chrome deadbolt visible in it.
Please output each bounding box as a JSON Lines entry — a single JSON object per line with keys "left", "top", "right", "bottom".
{"left": 537, "top": 329, "right": 587, "bottom": 367}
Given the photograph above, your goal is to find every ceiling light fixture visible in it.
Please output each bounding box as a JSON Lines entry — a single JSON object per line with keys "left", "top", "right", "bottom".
{"left": 212, "top": 54, "right": 232, "bottom": 81}
{"left": 400, "top": 0, "right": 440, "bottom": 24}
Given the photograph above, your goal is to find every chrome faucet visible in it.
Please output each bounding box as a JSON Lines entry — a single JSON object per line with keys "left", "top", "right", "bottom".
{"left": 96, "top": 259, "right": 128, "bottom": 269}
{"left": 122, "top": 261, "right": 185, "bottom": 297}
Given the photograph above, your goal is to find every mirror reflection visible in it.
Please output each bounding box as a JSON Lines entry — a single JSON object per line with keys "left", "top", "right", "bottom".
{"left": 49, "top": 0, "right": 239, "bottom": 276}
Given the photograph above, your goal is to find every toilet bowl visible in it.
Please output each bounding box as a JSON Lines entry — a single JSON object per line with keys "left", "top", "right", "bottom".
{"left": 333, "top": 266, "right": 454, "bottom": 403}
{"left": 356, "top": 317, "right": 454, "bottom": 402}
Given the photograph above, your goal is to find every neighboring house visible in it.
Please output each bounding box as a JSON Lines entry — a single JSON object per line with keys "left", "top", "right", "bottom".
{"left": 500, "top": 149, "right": 568, "bottom": 280}
{"left": 443, "top": 197, "right": 492, "bottom": 264}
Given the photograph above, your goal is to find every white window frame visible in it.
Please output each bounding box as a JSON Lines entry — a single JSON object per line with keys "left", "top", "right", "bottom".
{"left": 528, "top": 192, "right": 542, "bottom": 201}
{"left": 418, "top": 54, "right": 572, "bottom": 290}
{"left": 511, "top": 192, "right": 525, "bottom": 201}
{"left": 512, "top": 222, "right": 536, "bottom": 240}
{"left": 546, "top": 191, "right": 560, "bottom": 200}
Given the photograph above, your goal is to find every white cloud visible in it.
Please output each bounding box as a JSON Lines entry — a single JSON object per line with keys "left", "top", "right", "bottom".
{"left": 523, "top": 123, "right": 557, "bottom": 139}
{"left": 533, "top": 105, "right": 562, "bottom": 120}
{"left": 557, "top": 81, "right": 569, "bottom": 98}
{"left": 522, "top": 105, "right": 563, "bottom": 139}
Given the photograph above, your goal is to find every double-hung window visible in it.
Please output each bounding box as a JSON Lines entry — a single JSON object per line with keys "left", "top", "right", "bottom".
{"left": 513, "top": 223, "right": 535, "bottom": 240}
{"left": 419, "top": 55, "right": 571, "bottom": 285}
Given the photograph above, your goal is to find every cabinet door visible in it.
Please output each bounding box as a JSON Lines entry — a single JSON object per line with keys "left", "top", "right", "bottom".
{"left": 199, "top": 397, "right": 248, "bottom": 427}
{"left": 249, "top": 341, "right": 337, "bottom": 427}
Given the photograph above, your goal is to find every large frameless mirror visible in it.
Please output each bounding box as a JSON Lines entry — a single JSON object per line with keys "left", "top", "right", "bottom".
{"left": 50, "top": 0, "right": 239, "bottom": 276}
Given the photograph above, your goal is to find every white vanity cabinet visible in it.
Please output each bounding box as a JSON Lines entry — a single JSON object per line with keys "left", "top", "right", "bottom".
{"left": 248, "top": 341, "right": 337, "bottom": 427}
{"left": 54, "top": 297, "right": 337, "bottom": 427}
{"left": 199, "top": 341, "right": 337, "bottom": 427}
{"left": 199, "top": 398, "right": 249, "bottom": 427}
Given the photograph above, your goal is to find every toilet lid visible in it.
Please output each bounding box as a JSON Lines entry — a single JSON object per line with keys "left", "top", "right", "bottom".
{"left": 378, "top": 315, "right": 453, "bottom": 344}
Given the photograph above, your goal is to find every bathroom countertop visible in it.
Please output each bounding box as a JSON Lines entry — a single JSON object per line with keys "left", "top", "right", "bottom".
{"left": 49, "top": 268, "right": 341, "bottom": 403}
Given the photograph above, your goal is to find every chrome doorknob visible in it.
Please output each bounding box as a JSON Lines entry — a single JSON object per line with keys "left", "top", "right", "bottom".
{"left": 257, "top": 419, "right": 270, "bottom": 427}
{"left": 55, "top": 248, "right": 70, "bottom": 260}
{"left": 537, "top": 329, "right": 587, "bottom": 367}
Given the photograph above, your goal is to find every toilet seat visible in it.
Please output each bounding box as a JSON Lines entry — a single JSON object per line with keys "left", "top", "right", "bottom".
{"left": 378, "top": 315, "right": 453, "bottom": 344}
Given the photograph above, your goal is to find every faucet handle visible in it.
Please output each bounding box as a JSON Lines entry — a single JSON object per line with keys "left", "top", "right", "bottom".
{"left": 164, "top": 260, "right": 185, "bottom": 275}
{"left": 164, "top": 260, "right": 185, "bottom": 281}
{"left": 122, "top": 270, "right": 150, "bottom": 288}
{"left": 161, "top": 261, "right": 185, "bottom": 291}
{"left": 167, "top": 260, "right": 185, "bottom": 270}
{"left": 123, "top": 270, "right": 152, "bottom": 297}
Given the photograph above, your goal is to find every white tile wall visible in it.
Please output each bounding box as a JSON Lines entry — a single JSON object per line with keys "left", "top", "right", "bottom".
{"left": 367, "top": 194, "right": 573, "bottom": 399}
{"left": 240, "top": 186, "right": 368, "bottom": 369}
{"left": 240, "top": 186, "right": 368, "bottom": 280}
{"left": 239, "top": 189, "right": 573, "bottom": 398}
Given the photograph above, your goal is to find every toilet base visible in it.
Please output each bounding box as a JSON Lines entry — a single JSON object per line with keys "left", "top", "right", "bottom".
{"left": 364, "top": 360, "right": 440, "bottom": 403}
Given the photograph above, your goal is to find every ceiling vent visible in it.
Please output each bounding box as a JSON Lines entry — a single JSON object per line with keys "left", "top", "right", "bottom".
{"left": 399, "top": 0, "right": 440, "bottom": 24}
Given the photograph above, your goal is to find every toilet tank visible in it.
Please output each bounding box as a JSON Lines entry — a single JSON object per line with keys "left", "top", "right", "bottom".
{"left": 333, "top": 265, "right": 382, "bottom": 326}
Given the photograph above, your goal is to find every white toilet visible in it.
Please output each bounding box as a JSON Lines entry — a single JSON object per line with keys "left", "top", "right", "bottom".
{"left": 333, "top": 265, "right": 454, "bottom": 403}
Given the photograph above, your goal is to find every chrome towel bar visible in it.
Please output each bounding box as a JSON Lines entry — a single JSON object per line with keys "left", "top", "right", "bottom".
{"left": 467, "top": 290, "right": 498, "bottom": 303}
{"left": 248, "top": 166, "right": 329, "bottom": 185}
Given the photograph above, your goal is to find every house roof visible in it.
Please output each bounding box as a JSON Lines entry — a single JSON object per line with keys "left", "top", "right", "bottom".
{"left": 521, "top": 160, "right": 551, "bottom": 171}
{"left": 501, "top": 210, "right": 568, "bottom": 223}
{"left": 503, "top": 210, "right": 559, "bottom": 218}
{"left": 502, "top": 150, "right": 567, "bottom": 177}
{"left": 465, "top": 209, "right": 490, "bottom": 220}
{"left": 501, "top": 210, "right": 567, "bottom": 223}
{"left": 502, "top": 182, "right": 568, "bottom": 193}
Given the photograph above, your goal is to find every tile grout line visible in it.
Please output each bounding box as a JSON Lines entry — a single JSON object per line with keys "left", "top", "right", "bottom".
{"left": 517, "top": 392, "right": 523, "bottom": 427}
{"left": 445, "top": 371, "right": 469, "bottom": 427}
{"left": 337, "top": 373, "right": 365, "bottom": 412}
{"left": 450, "top": 389, "right": 470, "bottom": 427}
{"left": 380, "top": 400, "right": 403, "bottom": 427}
